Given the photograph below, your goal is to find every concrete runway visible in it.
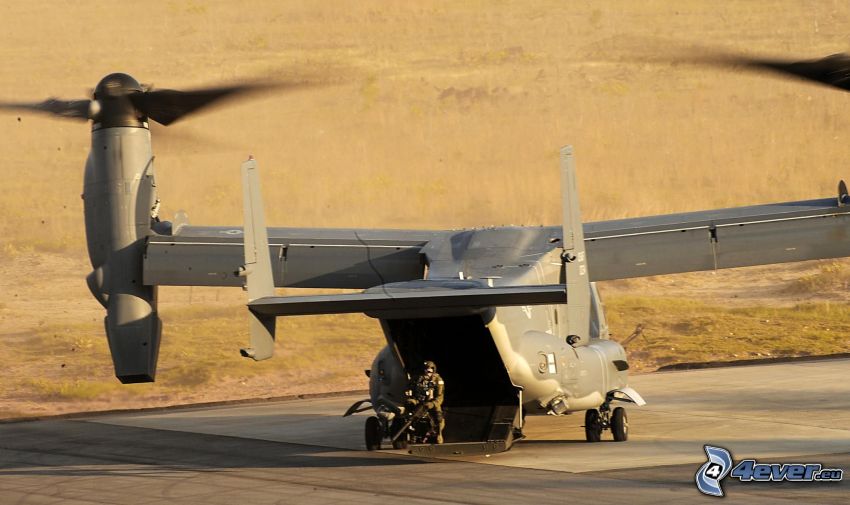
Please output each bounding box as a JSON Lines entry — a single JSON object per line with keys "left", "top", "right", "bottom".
{"left": 2, "top": 359, "right": 848, "bottom": 504}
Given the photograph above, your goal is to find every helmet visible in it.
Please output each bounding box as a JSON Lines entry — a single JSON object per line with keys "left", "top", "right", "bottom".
{"left": 423, "top": 361, "right": 437, "bottom": 373}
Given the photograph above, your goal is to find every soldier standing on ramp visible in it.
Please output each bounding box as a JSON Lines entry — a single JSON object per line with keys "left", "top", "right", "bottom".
{"left": 406, "top": 361, "right": 445, "bottom": 444}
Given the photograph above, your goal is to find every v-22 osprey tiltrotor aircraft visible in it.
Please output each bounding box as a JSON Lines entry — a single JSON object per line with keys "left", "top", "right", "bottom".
{"left": 5, "top": 51, "right": 850, "bottom": 455}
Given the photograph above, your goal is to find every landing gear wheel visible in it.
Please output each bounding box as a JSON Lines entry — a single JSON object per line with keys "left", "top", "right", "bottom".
{"left": 390, "top": 417, "right": 408, "bottom": 449}
{"left": 585, "top": 409, "right": 602, "bottom": 442}
{"left": 611, "top": 407, "right": 628, "bottom": 442}
{"left": 365, "top": 416, "right": 382, "bottom": 451}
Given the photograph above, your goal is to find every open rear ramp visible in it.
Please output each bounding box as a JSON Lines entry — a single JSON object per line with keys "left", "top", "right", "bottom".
{"left": 385, "top": 315, "right": 522, "bottom": 454}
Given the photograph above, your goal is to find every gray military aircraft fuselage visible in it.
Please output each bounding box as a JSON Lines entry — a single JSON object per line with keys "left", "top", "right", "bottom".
{"left": 208, "top": 148, "right": 645, "bottom": 453}
{"left": 8, "top": 60, "right": 850, "bottom": 453}
{"left": 355, "top": 226, "right": 638, "bottom": 453}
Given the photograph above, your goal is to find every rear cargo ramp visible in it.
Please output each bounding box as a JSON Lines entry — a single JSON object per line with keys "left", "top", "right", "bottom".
{"left": 385, "top": 315, "right": 521, "bottom": 455}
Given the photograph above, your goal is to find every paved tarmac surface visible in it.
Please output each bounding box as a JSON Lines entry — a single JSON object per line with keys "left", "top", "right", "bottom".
{"left": 2, "top": 359, "right": 848, "bottom": 504}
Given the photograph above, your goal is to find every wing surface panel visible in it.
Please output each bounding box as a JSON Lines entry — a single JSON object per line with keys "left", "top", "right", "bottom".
{"left": 144, "top": 227, "right": 443, "bottom": 289}
{"left": 585, "top": 197, "right": 850, "bottom": 280}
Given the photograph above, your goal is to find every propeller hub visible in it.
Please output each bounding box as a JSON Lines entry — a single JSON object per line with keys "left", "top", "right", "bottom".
{"left": 92, "top": 73, "right": 147, "bottom": 130}
{"left": 93, "top": 73, "right": 143, "bottom": 99}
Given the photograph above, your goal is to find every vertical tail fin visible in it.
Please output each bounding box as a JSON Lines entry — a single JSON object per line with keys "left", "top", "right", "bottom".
{"left": 560, "top": 146, "right": 591, "bottom": 345}
{"left": 238, "top": 157, "right": 277, "bottom": 360}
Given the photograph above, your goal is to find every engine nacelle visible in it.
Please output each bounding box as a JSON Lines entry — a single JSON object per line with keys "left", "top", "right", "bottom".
{"left": 83, "top": 125, "right": 162, "bottom": 383}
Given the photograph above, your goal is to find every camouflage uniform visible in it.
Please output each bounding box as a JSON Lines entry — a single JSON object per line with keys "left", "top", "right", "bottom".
{"left": 407, "top": 361, "right": 445, "bottom": 443}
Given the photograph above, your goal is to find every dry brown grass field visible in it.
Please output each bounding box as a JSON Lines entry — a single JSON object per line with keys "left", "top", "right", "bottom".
{"left": 1, "top": 1, "right": 850, "bottom": 417}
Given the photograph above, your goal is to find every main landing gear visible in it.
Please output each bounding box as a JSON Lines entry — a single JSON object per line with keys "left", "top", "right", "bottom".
{"left": 584, "top": 403, "right": 628, "bottom": 442}
{"left": 365, "top": 416, "right": 383, "bottom": 450}
{"left": 364, "top": 415, "right": 412, "bottom": 451}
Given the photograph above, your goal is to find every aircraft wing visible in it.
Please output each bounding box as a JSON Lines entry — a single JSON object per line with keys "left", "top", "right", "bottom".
{"left": 144, "top": 194, "right": 850, "bottom": 288}
{"left": 584, "top": 195, "right": 850, "bottom": 281}
{"left": 144, "top": 227, "right": 444, "bottom": 289}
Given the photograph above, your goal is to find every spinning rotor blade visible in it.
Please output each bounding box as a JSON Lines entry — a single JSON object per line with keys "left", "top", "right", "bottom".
{"left": 0, "top": 98, "right": 91, "bottom": 120}
{"left": 727, "top": 53, "right": 850, "bottom": 93}
{"left": 682, "top": 48, "right": 850, "bottom": 93}
{"left": 129, "top": 81, "right": 309, "bottom": 126}
{"left": 1, "top": 69, "right": 341, "bottom": 126}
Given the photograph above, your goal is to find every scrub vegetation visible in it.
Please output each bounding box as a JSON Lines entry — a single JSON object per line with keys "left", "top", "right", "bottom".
{"left": 781, "top": 261, "right": 850, "bottom": 295}
{"left": 606, "top": 297, "right": 850, "bottom": 370}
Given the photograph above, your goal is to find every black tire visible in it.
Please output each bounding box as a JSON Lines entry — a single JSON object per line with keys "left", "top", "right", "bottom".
{"left": 585, "top": 409, "right": 602, "bottom": 442}
{"left": 365, "top": 416, "right": 382, "bottom": 451}
{"left": 390, "top": 417, "right": 408, "bottom": 449}
{"left": 611, "top": 407, "right": 628, "bottom": 442}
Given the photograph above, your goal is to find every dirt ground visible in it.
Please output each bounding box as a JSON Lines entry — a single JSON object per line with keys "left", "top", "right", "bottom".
{"left": 2, "top": 1, "right": 850, "bottom": 417}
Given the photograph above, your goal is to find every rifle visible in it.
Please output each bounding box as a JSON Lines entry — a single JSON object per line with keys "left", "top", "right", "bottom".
{"left": 390, "top": 403, "right": 430, "bottom": 443}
